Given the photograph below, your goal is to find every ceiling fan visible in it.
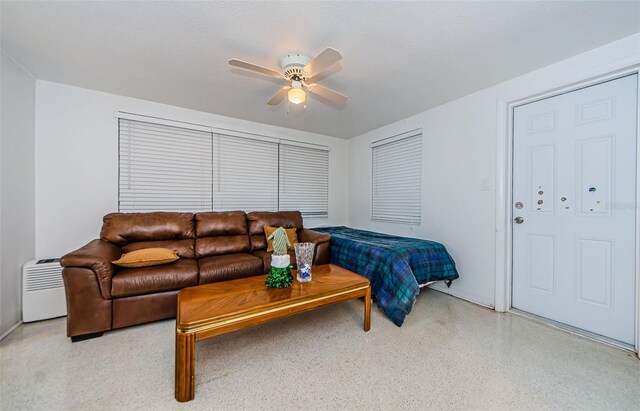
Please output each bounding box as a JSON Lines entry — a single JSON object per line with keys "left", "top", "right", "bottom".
{"left": 229, "top": 48, "right": 347, "bottom": 107}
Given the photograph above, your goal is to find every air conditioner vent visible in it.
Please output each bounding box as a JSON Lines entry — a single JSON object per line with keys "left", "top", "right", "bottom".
{"left": 25, "top": 265, "right": 64, "bottom": 291}
{"left": 22, "top": 259, "right": 67, "bottom": 322}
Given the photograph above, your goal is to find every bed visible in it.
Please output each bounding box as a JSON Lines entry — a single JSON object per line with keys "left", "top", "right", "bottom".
{"left": 312, "top": 226, "right": 459, "bottom": 326}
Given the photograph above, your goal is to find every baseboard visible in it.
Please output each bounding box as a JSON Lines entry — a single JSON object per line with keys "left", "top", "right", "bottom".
{"left": 0, "top": 321, "right": 22, "bottom": 342}
{"left": 510, "top": 308, "right": 636, "bottom": 353}
{"left": 426, "top": 284, "right": 495, "bottom": 310}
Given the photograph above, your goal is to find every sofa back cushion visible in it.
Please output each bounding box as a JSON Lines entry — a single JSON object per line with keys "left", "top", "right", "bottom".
{"left": 101, "top": 212, "right": 196, "bottom": 258}
{"left": 195, "top": 211, "right": 250, "bottom": 257}
{"left": 246, "top": 211, "right": 303, "bottom": 252}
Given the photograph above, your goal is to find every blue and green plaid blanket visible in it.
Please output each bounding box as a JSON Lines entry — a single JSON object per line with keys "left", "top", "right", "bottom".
{"left": 312, "top": 226, "right": 459, "bottom": 326}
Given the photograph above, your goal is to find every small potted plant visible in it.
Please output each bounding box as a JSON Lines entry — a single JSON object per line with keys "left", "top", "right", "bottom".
{"left": 265, "top": 227, "right": 293, "bottom": 288}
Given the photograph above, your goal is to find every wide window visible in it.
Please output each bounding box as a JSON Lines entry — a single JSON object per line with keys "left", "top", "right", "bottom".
{"left": 371, "top": 129, "right": 422, "bottom": 224}
{"left": 118, "top": 116, "right": 329, "bottom": 218}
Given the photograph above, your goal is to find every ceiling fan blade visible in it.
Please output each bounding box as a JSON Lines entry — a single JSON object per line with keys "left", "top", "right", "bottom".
{"left": 307, "top": 84, "right": 347, "bottom": 104}
{"left": 303, "top": 48, "right": 342, "bottom": 77}
{"left": 267, "top": 86, "right": 291, "bottom": 105}
{"left": 229, "top": 59, "right": 283, "bottom": 78}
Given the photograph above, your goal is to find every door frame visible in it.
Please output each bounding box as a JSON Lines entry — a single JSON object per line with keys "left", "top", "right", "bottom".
{"left": 495, "top": 64, "right": 640, "bottom": 354}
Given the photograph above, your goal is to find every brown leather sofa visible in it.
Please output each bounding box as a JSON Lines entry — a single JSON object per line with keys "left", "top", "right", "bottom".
{"left": 60, "top": 210, "right": 330, "bottom": 341}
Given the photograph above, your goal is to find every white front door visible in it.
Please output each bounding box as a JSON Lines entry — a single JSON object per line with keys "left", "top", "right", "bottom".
{"left": 512, "top": 74, "right": 638, "bottom": 345}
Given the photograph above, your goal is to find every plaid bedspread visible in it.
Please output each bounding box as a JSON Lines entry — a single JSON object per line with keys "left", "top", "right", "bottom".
{"left": 312, "top": 226, "right": 459, "bottom": 326}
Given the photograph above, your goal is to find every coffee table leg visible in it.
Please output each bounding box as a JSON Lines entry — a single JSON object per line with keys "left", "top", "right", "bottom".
{"left": 175, "top": 332, "right": 196, "bottom": 402}
{"left": 364, "top": 286, "right": 371, "bottom": 332}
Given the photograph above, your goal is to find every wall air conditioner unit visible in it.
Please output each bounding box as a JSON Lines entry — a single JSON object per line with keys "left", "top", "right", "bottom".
{"left": 22, "top": 259, "right": 67, "bottom": 322}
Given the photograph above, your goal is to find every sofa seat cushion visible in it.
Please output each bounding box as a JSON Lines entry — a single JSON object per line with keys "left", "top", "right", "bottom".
{"left": 253, "top": 250, "right": 297, "bottom": 274}
{"left": 111, "top": 259, "right": 198, "bottom": 297}
{"left": 198, "top": 253, "right": 263, "bottom": 284}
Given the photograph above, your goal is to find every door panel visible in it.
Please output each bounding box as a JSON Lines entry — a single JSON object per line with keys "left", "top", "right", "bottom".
{"left": 512, "top": 74, "right": 637, "bottom": 345}
{"left": 577, "top": 136, "right": 612, "bottom": 215}
{"left": 527, "top": 234, "right": 555, "bottom": 294}
{"left": 575, "top": 238, "right": 612, "bottom": 307}
{"left": 529, "top": 144, "right": 556, "bottom": 214}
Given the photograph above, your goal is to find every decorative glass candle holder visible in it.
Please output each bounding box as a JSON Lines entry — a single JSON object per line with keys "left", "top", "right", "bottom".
{"left": 294, "top": 242, "right": 315, "bottom": 283}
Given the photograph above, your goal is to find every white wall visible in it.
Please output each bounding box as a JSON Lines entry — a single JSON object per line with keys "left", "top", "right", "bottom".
{"left": 348, "top": 33, "right": 640, "bottom": 308}
{"left": 0, "top": 51, "right": 36, "bottom": 337}
{"left": 35, "top": 81, "right": 348, "bottom": 258}
{"left": 348, "top": 88, "right": 498, "bottom": 306}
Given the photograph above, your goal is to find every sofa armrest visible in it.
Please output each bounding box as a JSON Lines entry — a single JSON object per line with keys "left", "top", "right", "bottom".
{"left": 298, "top": 229, "right": 331, "bottom": 265}
{"left": 61, "top": 239, "right": 122, "bottom": 300}
{"left": 298, "top": 228, "right": 331, "bottom": 245}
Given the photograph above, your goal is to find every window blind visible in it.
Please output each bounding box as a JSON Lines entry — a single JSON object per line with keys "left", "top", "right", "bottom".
{"left": 371, "top": 130, "right": 422, "bottom": 224}
{"left": 279, "top": 144, "right": 329, "bottom": 218}
{"left": 213, "top": 133, "right": 279, "bottom": 212}
{"left": 119, "top": 119, "right": 213, "bottom": 212}
{"left": 118, "top": 115, "right": 331, "bottom": 217}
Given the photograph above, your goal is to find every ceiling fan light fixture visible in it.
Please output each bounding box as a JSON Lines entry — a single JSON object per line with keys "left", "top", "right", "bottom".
{"left": 288, "top": 84, "right": 306, "bottom": 105}
{"left": 229, "top": 48, "right": 346, "bottom": 108}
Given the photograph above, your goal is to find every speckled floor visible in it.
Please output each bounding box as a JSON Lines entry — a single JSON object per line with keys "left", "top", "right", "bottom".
{"left": 1, "top": 290, "right": 638, "bottom": 410}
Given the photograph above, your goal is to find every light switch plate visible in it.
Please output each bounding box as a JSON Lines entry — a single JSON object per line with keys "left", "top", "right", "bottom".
{"left": 481, "top": 178, "right": 491, "bottom": 191}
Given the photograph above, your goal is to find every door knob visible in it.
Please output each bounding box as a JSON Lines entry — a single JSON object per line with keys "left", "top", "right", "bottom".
{"left": 514, "top": 217, "right": 524, "bottom": 224}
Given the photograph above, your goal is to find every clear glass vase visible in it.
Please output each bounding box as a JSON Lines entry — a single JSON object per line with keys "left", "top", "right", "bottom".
{"left": 294, "top": 242, "right": 315, "bottom": 282}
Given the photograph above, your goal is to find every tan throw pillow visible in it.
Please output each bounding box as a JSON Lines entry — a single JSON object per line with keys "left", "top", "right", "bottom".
{"left": 264, "top": 226, "right": 298, "bottom": 252}
{"left": 112, "top": 248, "right": 179, "bottom": 268}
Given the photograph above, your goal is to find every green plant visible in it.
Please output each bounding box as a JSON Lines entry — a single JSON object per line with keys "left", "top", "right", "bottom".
{"left": 266, "top": 265, "right": 293, "bottom": 288}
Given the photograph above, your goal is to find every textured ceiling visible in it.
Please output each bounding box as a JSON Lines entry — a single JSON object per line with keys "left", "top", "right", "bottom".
{"left": 2, "top": 1, "right": 639, "bottom": 138}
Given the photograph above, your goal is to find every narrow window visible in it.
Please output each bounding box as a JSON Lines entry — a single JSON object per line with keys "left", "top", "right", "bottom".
{"left": 279, "top": 143, "right": 329, "bottom": 218}
{"left": 371, "top": 129, "right": 422, "bottom": 224}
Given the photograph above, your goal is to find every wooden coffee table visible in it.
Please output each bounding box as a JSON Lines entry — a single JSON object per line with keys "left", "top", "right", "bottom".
{"left": 175, "top": 263, "right": 371, "bottom": 402}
